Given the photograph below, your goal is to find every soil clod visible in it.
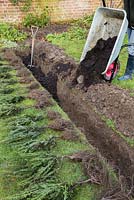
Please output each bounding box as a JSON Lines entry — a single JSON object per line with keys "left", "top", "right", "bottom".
{"left": 19, "top": 77, "right": 34, "bottom": 84}
{"left": 60, "top": 128, "right": 79, "bottom": 141}
{"left": 47, "top": 110, "right": 61, "bottom": 120}
{"left": 48, "top": 119, "right": 73, "bottom": 131}
{"left": 16, "top": 68, "right": 31, "bottom": 77}
{"left": 27, "top": 82, "right": 40, "bottom": 90}
{"left": 28, "top": 89, "right": 54, "bottom": 108}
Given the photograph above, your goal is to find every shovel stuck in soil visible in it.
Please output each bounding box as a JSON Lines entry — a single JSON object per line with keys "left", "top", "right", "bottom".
{"left": 28, "top": 26, "right": 39, "bottom": 68}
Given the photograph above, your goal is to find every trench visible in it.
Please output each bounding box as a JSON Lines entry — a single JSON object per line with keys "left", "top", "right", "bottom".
{"left": 22, "top": 54, "right": 59, "bottom": 101}
{"left": 6, "top": 41, "right": 134, "bottom": 185}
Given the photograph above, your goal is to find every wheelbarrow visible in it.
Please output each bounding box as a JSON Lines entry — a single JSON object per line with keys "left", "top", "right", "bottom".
{"left": 80, "top": 1, "right": 128, "bottom": 81}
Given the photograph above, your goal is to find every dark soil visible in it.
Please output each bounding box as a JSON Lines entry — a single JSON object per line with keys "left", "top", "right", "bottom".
{"left": 17, "top": 40, "right": 75, "bottom": 101}
{"left": 22, "top": 53, "right": 59, "bottom": 100}
{"left": 3, "top": 39, "right": 134, "bottom": 186}
{"left": 75, "top": 37, "right": 117, "bottom": 87}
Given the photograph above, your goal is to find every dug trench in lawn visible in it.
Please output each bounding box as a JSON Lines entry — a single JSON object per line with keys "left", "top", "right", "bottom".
{"left": 2, "top": 37, "right": 134, "bottom": 187}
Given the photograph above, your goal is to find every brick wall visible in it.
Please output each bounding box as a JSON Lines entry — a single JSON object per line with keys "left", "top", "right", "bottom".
{"left": 50, "top": 0, "right": 100, "bottom": 21}
{"left": 0, "top": 0, "right": 122, "bottom": 24}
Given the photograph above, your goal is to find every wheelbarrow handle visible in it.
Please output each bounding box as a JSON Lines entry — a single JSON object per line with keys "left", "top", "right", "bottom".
{"left": 102, "top": 0, "right": 106, "bottom": 7}
{"left": 121, "top": 43, "right": 134, "bottom": 49}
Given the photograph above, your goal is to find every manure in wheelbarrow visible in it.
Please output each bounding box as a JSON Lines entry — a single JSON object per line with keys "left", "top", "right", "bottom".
{"left": 75, "top": 36, "right": 117, "bottom": 87}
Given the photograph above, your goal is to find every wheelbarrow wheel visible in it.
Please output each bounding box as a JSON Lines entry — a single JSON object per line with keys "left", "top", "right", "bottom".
{"left": 103, "top": 61, "right": 120, "bottom": 81}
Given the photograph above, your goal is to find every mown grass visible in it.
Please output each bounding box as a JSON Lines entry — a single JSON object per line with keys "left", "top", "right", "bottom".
{"left": 46, "top": 16, "right": 93, "bottom": 62}
{"left": 47, "top": 36, "right": 85, "bottom": 62}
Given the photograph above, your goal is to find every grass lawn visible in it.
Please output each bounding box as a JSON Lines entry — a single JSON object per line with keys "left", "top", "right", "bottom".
{"left": 46, "top": 33, "right": 85, "bottom": 62}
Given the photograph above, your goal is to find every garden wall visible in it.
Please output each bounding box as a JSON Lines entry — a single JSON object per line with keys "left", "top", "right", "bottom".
{"left": 0, "top": 0, "right": 121, "bottom": 23}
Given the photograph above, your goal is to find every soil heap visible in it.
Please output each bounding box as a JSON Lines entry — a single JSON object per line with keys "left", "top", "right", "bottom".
{"left": 75, "top": 37, "right": 117, "bottom": 87}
